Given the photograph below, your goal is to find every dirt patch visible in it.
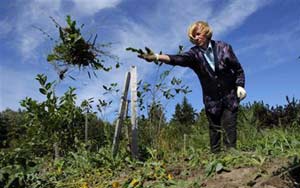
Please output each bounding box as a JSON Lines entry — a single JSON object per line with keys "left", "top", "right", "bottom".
{"left": 203, "top": 162, "right": 293, "bottom": 188}
{"left": 113, "top": 157, "right": 299, "bottom": 188}
{"left": 201, "top": 167, "right": 259, "bottom": 188}
{"left": 185, "top": 159, "right": 292, "bottom": 188}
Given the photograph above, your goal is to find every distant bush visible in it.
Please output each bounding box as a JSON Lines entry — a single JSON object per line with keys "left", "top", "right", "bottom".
{"left": 242, "top": 96, "right": 300, "bottom": 128}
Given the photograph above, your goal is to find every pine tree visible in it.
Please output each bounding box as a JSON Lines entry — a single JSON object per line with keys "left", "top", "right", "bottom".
{"left": 172, "top": 103, "right": 182, "bottom": 123}
{"left": 171, "top": 96, "right": 196, "bottom": 125}
{"left": 181, "top": 96, "right": 196, "bottom": 125}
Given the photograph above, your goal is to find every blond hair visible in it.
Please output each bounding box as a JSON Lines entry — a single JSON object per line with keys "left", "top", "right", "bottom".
{"left": 187, "top": 21, "right": 213, "bottom": 44}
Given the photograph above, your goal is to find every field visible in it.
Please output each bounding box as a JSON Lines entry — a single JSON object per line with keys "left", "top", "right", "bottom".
{"left": 1, "top": 91, "right": 299, "bottom": 187}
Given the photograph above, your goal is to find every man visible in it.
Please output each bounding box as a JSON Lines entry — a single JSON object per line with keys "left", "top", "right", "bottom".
{"left": 138, "top": 21, "right": 246, "bottom": 153}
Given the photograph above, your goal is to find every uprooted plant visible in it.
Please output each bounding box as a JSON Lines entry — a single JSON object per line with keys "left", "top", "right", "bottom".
{"left": 37, "top": 15, "right": 120, "bottom": 80}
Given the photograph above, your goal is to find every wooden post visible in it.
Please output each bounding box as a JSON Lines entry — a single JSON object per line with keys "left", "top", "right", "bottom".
{"left": 124, "top": 99, "right": 132, "bottom": 154}
{"left": 53, "top": 143, "right": 59, "bottom": 160}
{"left": 124, "top": 99, "right": 130, "bottom": 141}
{"left": 184, "top": 134, "right": 187, "bottom": 154}
{"left": 85, "top": 109, "right": 88, "bottom": 144}
{"left": 112, "top": 71, "right": 131, "bottom": 158}
{"left": 130, "top": 66, "right": 138, "bottom": 159}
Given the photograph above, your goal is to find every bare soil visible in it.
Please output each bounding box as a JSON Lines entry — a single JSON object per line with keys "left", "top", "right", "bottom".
{"left": 167, "top": 158, "right": 299, "bottom": 188}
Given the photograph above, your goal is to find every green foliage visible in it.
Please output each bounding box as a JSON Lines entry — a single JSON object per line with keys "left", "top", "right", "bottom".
{"left": 205, "top": 159, "right": 227, "bottom": 177}
{"left": 0, "top": 115, "right": 8, "bottom": 148}
{"left": 0, "top": 147, "right": 47, "bottom": 188}
{"left": 115, "top": 148, "right": 175, "bottom": 188}
{"left": 138, "top": 68, "right": 189, "bottom": 106}
{"left": 21, "top": 75, "right": 79, "bottom": 155}
{"left": 18, "top": 74, "right": 110, "bottom": 157}
{"left": 0, "top": 74, "right": 116, "bottom": 188}
{"left": 2, "top": 96, "right": 300, "bottom": 187}
{"left": 242, "top": 97, "right": 300, "bottom": 128}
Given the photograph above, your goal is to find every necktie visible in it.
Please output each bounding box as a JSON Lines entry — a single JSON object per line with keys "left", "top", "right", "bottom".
{"left": 205, "top": 47, "right": 215, "bottom": 71}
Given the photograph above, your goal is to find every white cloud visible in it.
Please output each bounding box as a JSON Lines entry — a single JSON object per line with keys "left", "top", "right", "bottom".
{"left": 13, "top": 0, "right": 63, "bottom": 61}
{"left": 235, "top": 22, "right": 300, "bottom": 74}
{"left": 142, "top": 0, "right": 213, "bottom": 48}
{"left": 72, "top": 0, "right": 122, "bottom": 16}
{"left": 18, "top": 32, "right": 43, "bottom": 61}
{"left": 0, "top": 19, "right": 13, "bottom": 38}
{"left": 211, "top": 0, "right": 271, "bottom": 37}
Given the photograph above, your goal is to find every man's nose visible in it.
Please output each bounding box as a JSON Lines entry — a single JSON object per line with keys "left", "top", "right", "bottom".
{"left": 199, "top": 36, "right": 206, "bottom": 40}
{"left": 196, "top": 36, "right": 203, "bottom": 40}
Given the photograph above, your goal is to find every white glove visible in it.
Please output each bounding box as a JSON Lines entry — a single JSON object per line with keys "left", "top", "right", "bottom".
{"left": 237, "top": 86, "right": 247, "bottom": 101}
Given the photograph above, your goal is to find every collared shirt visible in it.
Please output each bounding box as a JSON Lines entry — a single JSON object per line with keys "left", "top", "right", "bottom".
{"left": 202, "top": 42, "right": 215, "bottom": 71}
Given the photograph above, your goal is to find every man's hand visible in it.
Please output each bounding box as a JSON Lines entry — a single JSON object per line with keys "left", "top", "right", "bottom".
{"left": 126, "top": 46, "right": 171, "bottom": 63}
{"left": 237, "top": 86, "right": 247, "bottom": 100}
{"left": 126, "top": 47, "right": 158, "bottom": 63}
{"left": 138, "top": 53, "right": 158, "bottom": 62}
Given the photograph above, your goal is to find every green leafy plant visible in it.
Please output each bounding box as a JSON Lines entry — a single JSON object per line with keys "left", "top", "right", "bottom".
{"left": 44, "top": 15, "right": 119, "bottom": 79}
{"left": 19, "top": 74, "right": 96, "bottom": 156}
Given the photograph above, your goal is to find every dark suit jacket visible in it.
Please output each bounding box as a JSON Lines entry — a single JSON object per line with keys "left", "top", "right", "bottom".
{"left": 166, "top": 40, "right": 245, "bottom": 115}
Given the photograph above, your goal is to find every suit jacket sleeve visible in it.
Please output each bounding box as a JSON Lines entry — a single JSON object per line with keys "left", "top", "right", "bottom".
{"left": 164, "top": 50, "right": 196, "bottom": 68}
{"left": 225, "top": 44, "right": 245, "bottom": 88}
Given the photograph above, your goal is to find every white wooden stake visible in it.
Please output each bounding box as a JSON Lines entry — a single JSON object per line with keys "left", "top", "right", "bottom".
{"left": 85, "top": 109, "right": 88, "bottom": 143}
{"left": 130, "top": 66, "right": 138, "bottom": 159}
{"left": 54, "top": 143, "right": 59, "bottom": 160}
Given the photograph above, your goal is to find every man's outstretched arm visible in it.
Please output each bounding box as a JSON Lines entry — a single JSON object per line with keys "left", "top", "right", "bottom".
{"left": 138, "top": 53, "right": 171, "bottom": 63}
{"left": 139, "top": 51, "right": 195, "bottom": 67}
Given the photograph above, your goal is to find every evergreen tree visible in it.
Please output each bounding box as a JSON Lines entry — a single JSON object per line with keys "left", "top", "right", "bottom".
{"left": 171, "top": 103, "right": 182, "bottom": 123}
{"left": 181, "top": 96, "right": 196, "bottom": 124}
{"left": 171, "top": 96, "right": 196, "bottom": 125}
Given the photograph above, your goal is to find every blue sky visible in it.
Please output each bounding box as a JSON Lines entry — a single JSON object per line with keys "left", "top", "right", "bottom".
{"left": 0, "top": 0, "right": 300, "bottom": 121}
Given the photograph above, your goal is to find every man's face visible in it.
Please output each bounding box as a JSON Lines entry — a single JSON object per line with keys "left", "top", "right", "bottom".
{"left": 193, "top": 27, "right": 209, "bottom": 48}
